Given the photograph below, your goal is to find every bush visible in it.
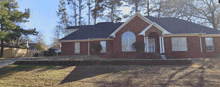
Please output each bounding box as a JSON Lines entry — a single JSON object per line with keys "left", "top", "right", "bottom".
{"left": 92, "top": 43, "right": 102, "bottom": 53}
{"left": 132, "top": 41, "right": 145, "bottom": 52}
{"left": 132, "top": 41, "right": 145, "bottom": 58}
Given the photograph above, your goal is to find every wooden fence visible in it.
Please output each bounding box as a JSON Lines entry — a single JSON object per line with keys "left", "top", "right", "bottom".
{"left": 2, "top": 48, "right": 42, "bottom": 58}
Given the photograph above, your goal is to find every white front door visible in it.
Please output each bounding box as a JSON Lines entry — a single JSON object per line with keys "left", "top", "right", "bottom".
{"left": 148, "top": 38, "right": 155, "bottom": 52}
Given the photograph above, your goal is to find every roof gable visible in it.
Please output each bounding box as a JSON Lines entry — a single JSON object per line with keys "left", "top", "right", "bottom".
{"left": 138, "top": 22, "right": 171, "bottom": 36}
{"left": 109, "top": 13, "right": 152, "bottom": 37}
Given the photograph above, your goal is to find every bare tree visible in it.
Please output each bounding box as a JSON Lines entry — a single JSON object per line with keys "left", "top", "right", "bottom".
{"left": 35, "top": 33, "right": 48, "bottom": 50}
{"left": 160, "top": 0, "right": 220, "bottom": 29}
{"left": 51, "top": 25, "right": 62, "bottom": 49}
{"left": 188, "top": 0, "right": 220, "bottom": 29}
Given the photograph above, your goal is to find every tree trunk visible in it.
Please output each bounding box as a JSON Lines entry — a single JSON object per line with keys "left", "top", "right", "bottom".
{"left": 111, "top": 5, "right": 114, "bottom": 22}
{"left": 0, "top": 24, "right": 4, "bottom": 57}
{"left": 158, "top": 5, "right": 161, "bottom": 18}
{"left": 147, "top": 0, "right": 150, "bottom": 16}
{"left": 78, "top": 0, "right": 82, "bottom": 26}
{"left": 88, "top": 0, "right": 91, "bottom": 25}
{"left": 135, "top": 3, "right": 138, "bottom": 12}
{"left": 94, "top": 3, "right": 97, "bottom": 24}
{"left": 211, "top": 11, "right": 217, "bottom": 29}
{"left": 74, "top": 0, "right": 77, "bottom": 26}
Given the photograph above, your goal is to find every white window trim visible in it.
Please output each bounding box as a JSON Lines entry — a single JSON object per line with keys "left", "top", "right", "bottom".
{"left": 75, "top": 42, "right": 80, "bottom": 54}
{"left": 122, "top": 37, "right": 136, "bottom": 52}
{"left": 205, "top": 37, "right": 214, "bottom": 52}
{"left": 171, "top": 37, "right": 188, "bottom": 51}
{"left": 121, "top": 31, "right": 136, "bottom": 52}
{"left": 100, "top": 41, "right": 106, "bottom": 53}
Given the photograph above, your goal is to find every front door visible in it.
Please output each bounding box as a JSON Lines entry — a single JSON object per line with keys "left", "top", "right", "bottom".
{"left": 148, "top": 38, "right": 155, "bottom": 52}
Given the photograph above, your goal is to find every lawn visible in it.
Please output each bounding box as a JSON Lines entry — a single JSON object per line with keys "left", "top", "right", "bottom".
{"left": 0, "top": 58, "right": 220, "bottom": 87}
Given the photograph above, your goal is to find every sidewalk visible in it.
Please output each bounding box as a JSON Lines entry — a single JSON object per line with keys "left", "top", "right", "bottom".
{"left": 0, "top": 57, "right": 35, "bottom": 68}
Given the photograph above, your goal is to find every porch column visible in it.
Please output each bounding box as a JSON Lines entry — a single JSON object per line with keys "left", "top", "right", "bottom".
{"left": 144, "top": 37, "right": 148, "bottom": 53}
{"left": 159, "top": 37, "right": 162, "bottom": 53}
{"left": 162, "top": 36, "right": 165, "bottom": 53}
{"left": 200, "top": 37, "right": 203, "bottom": 52}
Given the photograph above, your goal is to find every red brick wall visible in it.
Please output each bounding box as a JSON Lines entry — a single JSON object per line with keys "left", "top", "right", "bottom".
{"left": 201, "top": 37, "right": 220, "bottom": 57}
{"left": 61, "top": 42, "right": 88, "bottom": 55}
{"left": 99, "top": 40, "right": 114, "bottom": 58}
{"left": 61, "top": 40, "right": 114, "bottom": 57}
{"left": 164, "top": 36, "right": 220, "bottom": 58}
{"left": 112, "top": 16, "right": 150, "bottom": 58}
{"left": 61, "top": 42, "right": 74, "bottom": 55}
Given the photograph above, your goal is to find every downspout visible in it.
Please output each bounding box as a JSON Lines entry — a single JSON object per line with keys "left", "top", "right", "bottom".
{"left": 88, "top": 39, "right": 90, "bottom": 56}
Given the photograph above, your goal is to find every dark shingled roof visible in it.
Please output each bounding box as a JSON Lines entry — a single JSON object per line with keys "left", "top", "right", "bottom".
{"left": 61, "top": 16, "right": 220, "bottom": 40}
{"left": 145, "top": 16, "right": 220, "bottom": 34}
{"left": 60, "top": 22, "right": 123, "bottom": 40}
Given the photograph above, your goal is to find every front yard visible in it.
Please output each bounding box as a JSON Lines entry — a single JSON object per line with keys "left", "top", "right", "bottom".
{"left": 0, "top": 58, "right": 220, "bottom": 87}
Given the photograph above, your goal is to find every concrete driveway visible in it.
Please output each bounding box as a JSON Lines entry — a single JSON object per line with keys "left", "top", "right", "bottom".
{"left": 0, "top": 57, "right": 33, "bottom": 68}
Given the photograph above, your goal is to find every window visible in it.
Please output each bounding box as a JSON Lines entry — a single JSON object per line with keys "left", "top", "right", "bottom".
{"left": 122, "top": 31, "right": 136, "bottom": 52}
{"left": 205, "top": 37, "right": 214, "bottom": 52}
{"left": 171, "top": 37, "right": 188, "bottom": 51}
{"left": 100, "top": 41, "right": 106, "bottom": 53}
{"left": 75, "top": 42, "right": 80, "bottom": 53}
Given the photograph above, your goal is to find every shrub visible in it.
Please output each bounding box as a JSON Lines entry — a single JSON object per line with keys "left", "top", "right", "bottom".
{"left": 132, "top": 41, "right": 145, "bottom": 58}
{"left": 132, "top": 41, "right": 145, "bottom": 52}
{"left": 92, "top": 43, "right": 102, "bottom": 53}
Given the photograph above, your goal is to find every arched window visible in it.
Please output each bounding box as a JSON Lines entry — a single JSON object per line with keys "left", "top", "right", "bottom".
{"left": 122, "top": 31, "right": 136, "bottom": 51}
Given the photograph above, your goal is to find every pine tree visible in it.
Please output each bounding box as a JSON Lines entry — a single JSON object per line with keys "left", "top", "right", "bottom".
{"left": 91, "top": 0, "right": 105, "bottom": 24}
{"left": 57, "top": 0, "right": 71, "bottom": 36}
{"left": 67, "top": 0, "right": 78, "bottom": 26}
{"left": 78, "top": 0, "right": 85, "bottom": 26}
{"left": 0, "top": 0, "right": 38, "bottom": 57}
{"left": 105, "top": 0, "right": 122, "bottom": 22}
{"left": 87, "top": 0, "right": 92, "bottom": 25}
{"left": 124, "top": 0, "right": 147, "bottom": 13}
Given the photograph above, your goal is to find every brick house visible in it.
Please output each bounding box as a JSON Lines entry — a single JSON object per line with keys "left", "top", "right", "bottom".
{"left": 60, "top": 13, "right": 220, "bottom": 59}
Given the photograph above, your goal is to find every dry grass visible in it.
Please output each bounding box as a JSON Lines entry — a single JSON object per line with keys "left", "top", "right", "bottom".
{"left": 0, "top": 58, "right": 220, "bottom": 87}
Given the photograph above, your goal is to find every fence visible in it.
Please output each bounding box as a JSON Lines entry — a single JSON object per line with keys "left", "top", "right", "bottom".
{"left": 2, "top": 48, "right": 42, "bottom": 58}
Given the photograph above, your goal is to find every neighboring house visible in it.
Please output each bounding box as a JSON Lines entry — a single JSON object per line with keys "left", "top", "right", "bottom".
{"left": 28, "top": 43, "right": 37, "bottom": 50}
{"left": 60, "top": 13, "right": 220, "bottom": 58}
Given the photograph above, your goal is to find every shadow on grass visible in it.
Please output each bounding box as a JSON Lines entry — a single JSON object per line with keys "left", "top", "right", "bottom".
{"left": 0, "top": 65, "right": 70, "bottom": 79}
{"left": 59, "top": 64, "right": 166, "bottom": 86}
{"left": 59, "top": 65, "right": 128, "bottom": 84}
